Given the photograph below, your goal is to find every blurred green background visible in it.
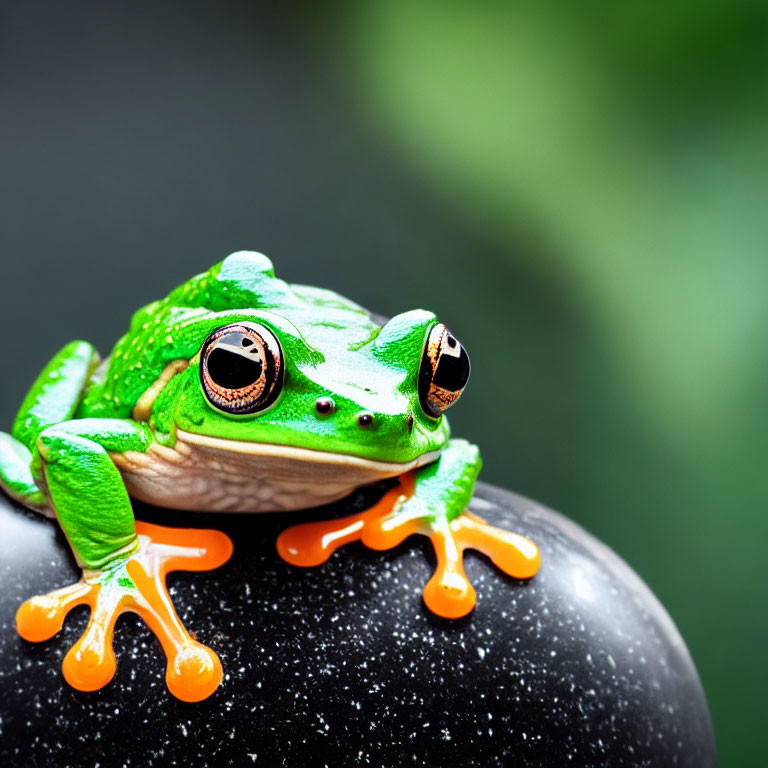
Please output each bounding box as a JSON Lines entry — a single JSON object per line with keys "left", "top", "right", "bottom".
{"left": 0, "top": 2, "right": 765, "bottom": 764}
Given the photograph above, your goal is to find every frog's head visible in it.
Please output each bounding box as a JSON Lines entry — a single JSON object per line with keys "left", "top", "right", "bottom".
{"left": 170, "top": 307, "right": 470, "bottom": 468}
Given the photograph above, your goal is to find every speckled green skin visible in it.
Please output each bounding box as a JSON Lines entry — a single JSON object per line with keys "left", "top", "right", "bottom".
{"left": 0, "top": 252, "right": 481, "bottom": 571}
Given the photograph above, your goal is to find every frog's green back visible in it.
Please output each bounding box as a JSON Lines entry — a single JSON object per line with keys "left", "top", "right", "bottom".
{"left": 78, "top": 252, "right": 379, "bottom": 420}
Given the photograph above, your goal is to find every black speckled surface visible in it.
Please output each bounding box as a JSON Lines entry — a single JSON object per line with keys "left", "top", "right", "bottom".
{"left": 0, "top": 483, "right": 716, "bottom": 767}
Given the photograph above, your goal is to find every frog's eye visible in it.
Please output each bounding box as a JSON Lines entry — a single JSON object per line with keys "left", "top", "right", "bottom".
{"left": 418, "top": 323, "right": 470, "bottom": 418}
{"left": 200, "top": 322, "right": 283, "bottom": 415}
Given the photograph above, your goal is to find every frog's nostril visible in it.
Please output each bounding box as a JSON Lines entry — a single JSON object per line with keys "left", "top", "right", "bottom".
{"left": 406, "top": 409, "right": 414, "bottom": 433}
{"left": 357, "top": 412, "right": 374, "bottom": 429}
{"left": 315, "top": 397, "right": 335, "bottom": 416}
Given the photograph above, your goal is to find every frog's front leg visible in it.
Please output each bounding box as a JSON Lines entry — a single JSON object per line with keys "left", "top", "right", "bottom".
{"left": 15, "top": 418, "right": 233, "bottom": 701}
{"left": 277, "top": 439, "right": 540, "bottom": 618}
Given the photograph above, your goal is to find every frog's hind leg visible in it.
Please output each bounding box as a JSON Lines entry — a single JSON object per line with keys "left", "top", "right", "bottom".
{"left": 0, "top": 339, "right": 99, "bottom": 514}
{"left": 0, "top": 432, "right": 49, "bottom": 512}
{"left": 11, "top": 340, "right": 100, "bottom": 451}
{"left": 15, "top": 418, "right": 234, "bottom": 701}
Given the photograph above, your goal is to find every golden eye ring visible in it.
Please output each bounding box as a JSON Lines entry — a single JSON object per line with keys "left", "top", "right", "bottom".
{"left": 418, "top": 323, "right": 470, "bottom": 419}
{"left": 200, "top": 322, "right": 283, "bottom": 415}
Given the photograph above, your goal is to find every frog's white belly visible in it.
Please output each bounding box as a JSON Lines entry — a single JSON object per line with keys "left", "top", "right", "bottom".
{"left": 111, "top": 430, "right": 439, "bottom": 513}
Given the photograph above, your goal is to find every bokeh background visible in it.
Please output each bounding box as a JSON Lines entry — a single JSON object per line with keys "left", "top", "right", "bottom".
{"left": 1, "top": 2, "right": 765, "bottom": 764}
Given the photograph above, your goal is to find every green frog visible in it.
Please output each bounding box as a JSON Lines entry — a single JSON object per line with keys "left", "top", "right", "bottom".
{"left": 0, "top": 251, "right": 540, "bottom": 701}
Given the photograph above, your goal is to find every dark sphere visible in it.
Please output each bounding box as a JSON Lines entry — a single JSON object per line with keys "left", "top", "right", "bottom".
{"left": 0, "top": 483, "right": 716, "bottom": 767}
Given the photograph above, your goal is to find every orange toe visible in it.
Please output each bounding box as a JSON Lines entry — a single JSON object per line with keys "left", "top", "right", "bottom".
{"left": 16, "top": 583, "right": 91, "bottom": 642}
{"left": 62, "top": 629, "right": 117, "bottom": 692}
{"left": 423, "top": 567, "right": 477, "bottom": 619}
{"left": 277, "top": 515, "right": 366, "bottom": 567}
{"left": 166, "top": 642, "right": 224, "bottom": 703}
{"left": 459, "top": 513, "right": 541, "bottom": 579}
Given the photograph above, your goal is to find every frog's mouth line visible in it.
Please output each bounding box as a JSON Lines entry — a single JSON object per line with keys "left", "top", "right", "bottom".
{"left": 174, "top": 429, "right": 441, "bottom": 474}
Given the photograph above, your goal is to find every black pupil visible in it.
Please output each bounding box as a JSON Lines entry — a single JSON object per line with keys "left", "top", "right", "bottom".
{"left": 207, "top": 346, "right": 262, "bottom": 389}
{"left": 433, "top": 344, "right": 470, "bottom": 392}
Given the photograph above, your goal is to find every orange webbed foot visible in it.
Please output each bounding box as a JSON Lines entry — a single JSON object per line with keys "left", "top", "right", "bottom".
{"left": 16, "top": 521, "right": 233, "bottom": 702}
{"left": 421, "top": 512, "right": 541, "bottom": 618}
{"left": 277, "top": 475, "right": 540, "bottom": 619}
